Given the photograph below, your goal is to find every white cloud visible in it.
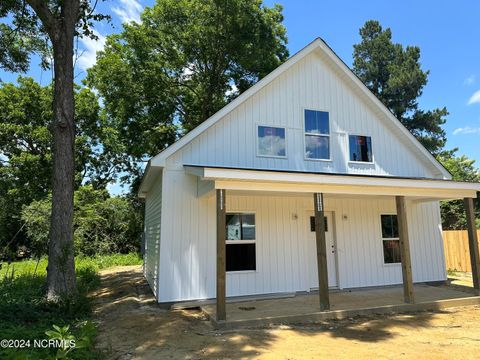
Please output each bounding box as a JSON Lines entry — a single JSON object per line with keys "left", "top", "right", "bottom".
{"left": 112, "top": 0, "right": 143, "bottom": 24}
{"left": 107, "top": 181, "right": 128, "bottom": 196}
{"left": 464, "top": 75, "right": 476, "bottom": 86}
{"left": 467, "top": 90, "right": 480, "bottom": 105}
{"left": 77, "top": 30, "right": 106, "bottom": 70}
{"left": 258, "top": 135, "right": 286, "bottom": 157}
{"left": 226, "top": 83, "right": 239, "bottom": 97}
{"left": 453, "top": 126, "right": 480, "bottom": 135}
{"left": 181, "top": 63, "right": 195, "bottom": 78}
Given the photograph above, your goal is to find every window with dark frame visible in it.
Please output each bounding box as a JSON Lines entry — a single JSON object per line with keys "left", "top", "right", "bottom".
{"left": 381, "top": 214, "right": 401, "bottom": 264}
{"left": 304, "top": 110, "right": 330, "bottom": 160}
{"left": 349, "top": 135, "right": 372, "bottom": 162}
{"left": 226, "top": 213, "right": 256, "bottom": 271}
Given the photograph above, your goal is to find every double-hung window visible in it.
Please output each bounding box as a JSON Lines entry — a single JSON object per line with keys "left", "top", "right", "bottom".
{"left": 257, "top": 126, "right": 286, "bottom": 157}
{"left": 381, "top": 214, "right": 401, "bottom": 264}
{"left": 304, "top": 110, "right": 330, "bottom": 160}
{"left": 349, "top": 135, "right": 373, "bottom": 163}
{"left": 226, "top": 213, "right": 256, "bottom": 271}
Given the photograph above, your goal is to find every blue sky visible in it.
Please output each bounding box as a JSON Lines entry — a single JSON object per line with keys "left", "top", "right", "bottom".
{"left": 1, "top": 0, "right": 479, "bottom": 193}
{"left": 266, "top": 0, "right": 480, "bottom": 164}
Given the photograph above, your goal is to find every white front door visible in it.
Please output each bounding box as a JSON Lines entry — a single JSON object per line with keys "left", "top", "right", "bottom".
{"left": 306, "top": 211, "right": 338, "bottom": 288}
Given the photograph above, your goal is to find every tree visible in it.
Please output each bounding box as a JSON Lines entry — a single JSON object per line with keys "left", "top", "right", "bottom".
{"left": 353, "top": 20, "right": 447, "bottom": 154}
{"left": 22, "top": 186, "right": 143, "bottom": 257}
{"left": 86, "top": 0, "right": 289, "bottom": 170}
{"left": 438, "top": 152, "right": 480, "bottom": 229}
{"left": 0, "top": 0, "right": 106, "bottom": 298}
{"left": 0, "top": 77, "right": 124, "bottom": 256}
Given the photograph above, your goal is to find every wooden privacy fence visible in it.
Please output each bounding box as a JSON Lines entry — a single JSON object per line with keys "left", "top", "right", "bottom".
{"left": 443, "top": 230, "right": 480, "bottom": 272}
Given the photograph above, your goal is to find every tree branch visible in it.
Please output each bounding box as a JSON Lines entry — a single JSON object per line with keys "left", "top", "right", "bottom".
{"left": 25, "top": 0, "right": 57, "bottom": 38}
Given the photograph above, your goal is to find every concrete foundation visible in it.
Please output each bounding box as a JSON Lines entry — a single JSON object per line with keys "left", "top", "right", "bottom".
{"left": 201, "top": 284, "right": 480, "bottom": 329}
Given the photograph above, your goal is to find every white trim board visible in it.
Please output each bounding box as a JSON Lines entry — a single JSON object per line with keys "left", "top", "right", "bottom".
{"left": 185, "top": 166, "right": 480, "bottom": 200}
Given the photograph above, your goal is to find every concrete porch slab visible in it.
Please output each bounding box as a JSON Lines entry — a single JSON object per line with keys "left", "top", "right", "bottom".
{"left": 202, "top": 284, "right": 480, "bottom": 329}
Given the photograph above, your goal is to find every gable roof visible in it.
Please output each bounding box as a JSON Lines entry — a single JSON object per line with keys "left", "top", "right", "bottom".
{"left": 141, "top": 38, "right": 451, "bottom": 194}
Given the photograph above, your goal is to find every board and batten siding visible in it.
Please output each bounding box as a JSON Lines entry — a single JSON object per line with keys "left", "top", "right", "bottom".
{"left": 157, "top": 170, "right": 446, "bottom": 302}
{"left": 144, "top": 172, "right": 163, "bottom": 298}
{"left": 165, "top": 50, "right": 441, "bottom": 179}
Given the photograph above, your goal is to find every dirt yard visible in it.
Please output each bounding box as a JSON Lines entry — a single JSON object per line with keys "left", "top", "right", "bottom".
{"left": 91, "top": 266, "right": 480, "bottom": 360}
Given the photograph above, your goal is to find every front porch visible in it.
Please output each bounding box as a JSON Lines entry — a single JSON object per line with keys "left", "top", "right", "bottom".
{"left": 202, "top": 283, "right": 480, "bottom": 329}
{"left": 185, "top": 165, "right": 480, "bottom": 324}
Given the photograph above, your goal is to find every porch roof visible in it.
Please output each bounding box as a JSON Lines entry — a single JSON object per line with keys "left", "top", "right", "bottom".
{"left": 185, "top": 165, "right": 480, "bottom": 200}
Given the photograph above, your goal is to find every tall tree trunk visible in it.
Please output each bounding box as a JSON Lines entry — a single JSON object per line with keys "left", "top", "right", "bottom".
{"left": 46, "top": 24, "right": 77, "bottom": 300}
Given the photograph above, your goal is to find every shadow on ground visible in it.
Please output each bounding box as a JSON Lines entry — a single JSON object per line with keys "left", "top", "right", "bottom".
{"left": 88, "top": 266, "right": 480, "bottom": 360}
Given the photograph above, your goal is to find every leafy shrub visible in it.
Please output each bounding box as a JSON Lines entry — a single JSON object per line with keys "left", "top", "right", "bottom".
{"left": 21, "top": 185, "right": 143, "bottom": 257}
{"left": 0, "top": 253, "right": 141, "bottom": 359}
{"left": 45, "top": 321, "right": 97, "bottom": 360}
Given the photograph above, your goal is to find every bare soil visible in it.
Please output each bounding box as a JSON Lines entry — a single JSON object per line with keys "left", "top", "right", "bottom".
{"left": 92, "top": 266, "right": 480, "bottom": 360}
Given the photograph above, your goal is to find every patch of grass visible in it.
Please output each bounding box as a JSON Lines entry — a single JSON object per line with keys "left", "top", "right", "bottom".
{"left": 75, "top": 252, "right": 143, "bottom": 272}
{"left": 0, "top": 253, "right": 142, "bottom": 359}
{"left": 0, "top": 252, "right": 143, "bottom": 280}
{"left": 447, "top": 268, "right": 458, "bottom": 277}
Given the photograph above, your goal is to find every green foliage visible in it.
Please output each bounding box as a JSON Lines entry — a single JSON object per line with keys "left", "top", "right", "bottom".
{"left": 0, "top": 77, "right": 53, "bottom": 256}
{"left": 45, "top": 321, "right": 96, "bottom": 360}
{"left": 0, "top": 253, "right": 140, "bottom": 359}
{"left": 353, "top": 20, "right": 447, "bottom": 154}
{"left": 0, "top": 77, "right": 129, "bottom": 257}
{"left": 0, "top": 1, "right": 108, "bottom": 74}
{"left": 86, "top": 0, "right": 289, "bottom": 165}
{"left": 21, "top": 186, "right": 143, "bottom": 257}
{"left": 438, "top": 153, "right": 480, "bottom": 229}
{"left": 0, "top": 253, "right": 142, "bottom": 279}
{"left": 446, "top": 268, "right": 458, "bottom": 277}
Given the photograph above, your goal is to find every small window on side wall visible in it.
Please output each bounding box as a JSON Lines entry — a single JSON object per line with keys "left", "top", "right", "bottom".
{"left": 304, "top": 110, "right": 330, "bottom": 160}
{"left": 381, "top": 214, "right": 401, "bottom": 264}
{"left": 349, "top": 135, "right": 372, "bottom": 162}
{"left": 257, "top": 126, "right": 286, "bottom": 157}
{"left": 226, "top": 213, "right": 256, "bottom": 271}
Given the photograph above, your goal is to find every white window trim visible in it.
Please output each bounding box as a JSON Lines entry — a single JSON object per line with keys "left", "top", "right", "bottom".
{"left": 226, "top": 212, "right": 257, "bottom": 273}
{"left": 303, "top": 108, "right": 332, "bottom": 161}
{"left": 380, "top": 213, "right": 401, "bottom": 265}
{"left": 256, "top": 124, "right": 288, "bottom": 159}
{"left": 347, "top": 133, "right": 375, "bottom": 164}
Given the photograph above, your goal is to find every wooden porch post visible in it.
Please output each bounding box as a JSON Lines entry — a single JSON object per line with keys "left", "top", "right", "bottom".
{"left": 216, "top": 189, "right": 226, "bottom": 321}
{"left": 396, "top": 196, "right": 414, "bottom": 303}
{"left": 313, "top": 193, "right": 330, "bottom": 311}
{"left": 464, "top": 197, "right": 480, "bottom": 292}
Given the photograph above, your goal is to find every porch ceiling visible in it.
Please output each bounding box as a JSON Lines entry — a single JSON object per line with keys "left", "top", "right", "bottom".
{"left": 185, "top": 165, "right": 480, "bottom": 201}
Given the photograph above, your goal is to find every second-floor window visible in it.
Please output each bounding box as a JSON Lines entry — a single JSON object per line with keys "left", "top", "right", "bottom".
{"left": 257, "top": 125, "right": 286, "bottom": 157}
{"left": 304, "top": 109, "right": 330, "bottom": 160}
{"left": 349, "top": 135, "right": 373, "bottom": 163}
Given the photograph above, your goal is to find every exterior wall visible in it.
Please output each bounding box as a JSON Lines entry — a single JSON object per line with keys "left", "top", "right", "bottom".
{"left": 157, "top": 170, "right": 446, "bottom": 302}
{"left": 149, "top": 46, "right": 448, "bottom": 302}
{"left": 165, "top": 50, "right": 440, "bottom": 178}
{"left": 143, "top": 171, "right": 163, "bottom": 298}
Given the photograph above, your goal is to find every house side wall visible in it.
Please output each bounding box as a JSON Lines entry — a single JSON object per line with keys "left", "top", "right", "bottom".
{"left": 157, "top": 170, "right": 446, "bottom": 302}
{"left": 165, "top": 51, "right": 440, "bottom": 178}
{"left": 143, "top": 171, "right": 163, "bottom": 298}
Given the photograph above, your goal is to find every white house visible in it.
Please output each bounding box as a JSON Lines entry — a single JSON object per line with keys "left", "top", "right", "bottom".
{"left": 139, "top": 38, "right": 480, "bottom": 319}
